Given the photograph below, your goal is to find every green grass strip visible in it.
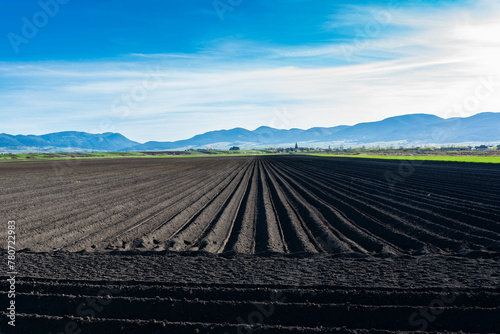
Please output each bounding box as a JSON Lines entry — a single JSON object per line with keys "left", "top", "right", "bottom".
{"left": 307, "top": 154, "right": 500, "bottom": 163}
{"left": 0, "top": 151, "right": 275, "bottom": 162}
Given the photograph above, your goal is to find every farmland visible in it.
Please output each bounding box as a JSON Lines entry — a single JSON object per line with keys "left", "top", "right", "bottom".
{"left": 0, "top": 150, "right": 268, "bottom": 162}
{"left": 1, "top": 155, "right": 499, "bottom": 333}
{"left": 310, "top": 154, "right": 500, "bottom": 164}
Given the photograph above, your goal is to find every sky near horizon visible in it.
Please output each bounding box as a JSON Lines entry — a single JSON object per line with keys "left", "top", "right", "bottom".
{"left": 1, "top": 0, "right": 499, "bottom": 143}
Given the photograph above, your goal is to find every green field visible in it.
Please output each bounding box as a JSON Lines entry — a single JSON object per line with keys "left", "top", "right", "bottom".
{"left": 0, "top": 152, "right": 145, "bottom": 162}
{"left": 3, "top": 151, "right": 499, "bottom": 163}
{"left": 0, "top": 150, "right": 270, "bottom": 162}
{"left": 308, "top": 154, "right": 500, "bottom": 164}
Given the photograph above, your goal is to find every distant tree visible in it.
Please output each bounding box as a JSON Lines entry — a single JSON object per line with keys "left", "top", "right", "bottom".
{"left": 229, "top": 146, "right": 240, "bottom": 151}
{"left": 295, "top": 142, "right": 298, "bottom": 149}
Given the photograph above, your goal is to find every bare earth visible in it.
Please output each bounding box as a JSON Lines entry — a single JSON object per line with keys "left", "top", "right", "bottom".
{"left": 1, "top": 156, "right": 499, "bottom": 333}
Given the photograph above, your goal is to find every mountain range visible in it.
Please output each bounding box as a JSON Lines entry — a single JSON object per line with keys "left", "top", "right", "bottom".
{"left": 1, "top": 112, "right": 499, "bottom": 152}
{"left": 0, "top": 132, "right": 139, "bottom": 153}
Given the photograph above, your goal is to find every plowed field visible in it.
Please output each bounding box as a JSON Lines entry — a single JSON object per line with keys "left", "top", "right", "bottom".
{"left": 1, "top": 156, "right": 499, "bottom": 333}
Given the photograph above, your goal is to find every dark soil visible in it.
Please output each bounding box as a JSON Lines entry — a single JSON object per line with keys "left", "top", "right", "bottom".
{"left": 1, "top": 156, "right": 499, "bottom": 333}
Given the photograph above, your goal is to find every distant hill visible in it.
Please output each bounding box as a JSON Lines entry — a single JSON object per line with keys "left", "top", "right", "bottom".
{"left": 0, "top": 132, "right": 139, "bottom": 152}
{"left": 1, "top": 112, "right": 499, "bottom": 152}
{"left": 125, "top": 112, "right": 500, "bottom": 151}
{"left": 131, "top": 125, "right": 350, "bottom": 151}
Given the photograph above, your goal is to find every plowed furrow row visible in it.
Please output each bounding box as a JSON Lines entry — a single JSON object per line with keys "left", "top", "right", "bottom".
{"left": 168, "top": 161, "right": 254, "bottom": 251}
{"left": 284, "top": 160, "right": 500, "bottom": 237}
{"left": 265, "top": 161, "right": 359, "bottom": 254}
{"left": 309, "top": 164, "right": 500, "bottom": 226}
{"left": 261, "top": 162, "right": 318, "bottom": 253}
{"left": 9, "top": 279, "right": 500, "bottom": 307}
{"left": 264, "top": 161, "right": 395, "bottom": 254}
{"left": 10, "top": 313, "right": 475, "bottom": 334}
{"left": 219, "top": 160, "right": 259, "bottom": 253}
{"left": 196, "top": 160, "right": 257, "bottom": 253}
{"left": 12, "top": 161, "right": 230, "bottom": 248}
{"left": 86, "top": 161, "right": 248, "bottom": 251}
{"left": 0, "top": 161, "right": 196, "bottom": 209}
{"left": 271, "top": 159, "right": 490, "bottom": 252}
{"left": 2, "top": 155, "right": 500, "bottom": 256}
{"left": 265, "top": 159, "right": 425, "bottom": 254}
{"left": 23, "top": 164, "right": 224, "bottom": 250}
{"left": 96, "top": 160, "right": 252, "bottom": 252}
{"left": 6, "top": 292, "right": 500, "bottom": 332}
{"left": 20, "top": 169, "right": 210, "bottom": 251}
{"left": 13, "top": 164, "right": 207, "bottom": 223}
{"left": 278, "top": 160, "right": 500, "bottom": 251}
{"left": 148, "top": 160, "right": 253, "bottom": 248}
{"left": 292, "top": 157, "right": 500, "bottom": 210}
{"left": 255, "top": 160, "right": 287, "bottom": 253}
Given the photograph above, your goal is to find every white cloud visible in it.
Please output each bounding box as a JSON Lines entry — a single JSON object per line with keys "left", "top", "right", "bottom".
{"left": 1, "top": 1, "right": 499, "bottom": 142}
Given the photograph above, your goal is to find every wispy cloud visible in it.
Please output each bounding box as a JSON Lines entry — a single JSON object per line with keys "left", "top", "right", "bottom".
{"left": 1, "top": 0, "right": 499, "bottom": 142}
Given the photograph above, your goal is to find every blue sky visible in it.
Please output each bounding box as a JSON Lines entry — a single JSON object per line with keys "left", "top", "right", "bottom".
{"left": 1, "top": 0, "right": 499, "bottom": 142}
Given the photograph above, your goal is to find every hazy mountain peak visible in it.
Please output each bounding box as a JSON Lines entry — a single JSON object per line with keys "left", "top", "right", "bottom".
{"left": 1, "top": 112, "right": 499, "bottom": 152}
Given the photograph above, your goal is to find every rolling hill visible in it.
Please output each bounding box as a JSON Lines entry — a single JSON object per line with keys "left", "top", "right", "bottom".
{"left": 126, "top": 112, "right": 500, "bottom": 150}
{"left": 1, "top": 112, "right": 499, "bottom": 152}
{"left": 0, "top": 132, "right": 139, "bottom": 152}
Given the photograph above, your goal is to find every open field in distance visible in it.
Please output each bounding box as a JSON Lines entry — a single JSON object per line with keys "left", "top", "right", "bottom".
{"left": 2, "top": 156, "right": 500, "bottom": 254}
{"left": 309, "top": 154, "right": 500, "bottom": 163}
{"left": 1, "top": 155, "right": 499, "bottom": 333}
